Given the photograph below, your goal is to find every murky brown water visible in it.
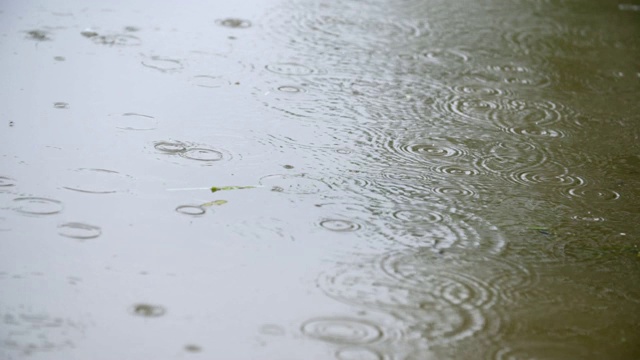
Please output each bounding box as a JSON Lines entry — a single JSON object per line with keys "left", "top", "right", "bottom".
{"left": 1, "top": 0, "right": 639, "bottom": 359}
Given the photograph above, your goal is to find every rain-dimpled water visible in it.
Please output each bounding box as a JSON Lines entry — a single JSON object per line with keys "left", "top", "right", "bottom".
{"left": 1, "top": 0, "right": 639, "bottom": 359}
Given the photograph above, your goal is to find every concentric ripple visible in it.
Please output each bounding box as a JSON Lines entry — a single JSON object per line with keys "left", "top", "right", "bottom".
{"left": 63, "top": 168, "right": 132, "bottom": 194}
{"left": 564, "top": 183, "right": 621, "bottom": 202}
{"left": 265, "top": 62, "right": 320, "bottom": 76}
{"left": 317, "top": 253, "right": 505, "bottom": 344}
{"left": 475, "top": 139, "right": 551, "bottom": 185}
{"left": 430, "top": 94, "right": 506, "bottom": 127}
{"left": 301, "top": 317, "right": 383, "bottom": 345}
{"left": 479, "top": 154, "right": 579, "bottom": 188}
{"left": 13, "top": 197, "right": 63, "bottom": 215}
{"left": 382, "top": 203, "right": 505, "bottom": 253}
{"left": 380, "top": 248, "right": 535, "bottom": 306}
{"left": 58, "top": 222, "right": 102, "bottom": 239}
{"left": 179, "top": 148, "right": 225, "bottom": 162}
{"left": 151, "top": 140, "right": 233, "bottom": 166}
{"left": 378, "top": 135, "right": 479, "bottom": 178}
{"left": 490, "top": 99, "right": 570, "bottom": 138}
{"left": 154, "top": 140, "right": 188, "bottom": 154}
{"left": 259, "top": 3, "right": 429, "bottom": 52}
{"left": 484, "top": 63, "right": 552, "bottom": 89}
{"left": 542, "top": 222, "right": 634, "bottom": 266}
{"left": 319, "top": 219, "right": 362, "bottom": 232}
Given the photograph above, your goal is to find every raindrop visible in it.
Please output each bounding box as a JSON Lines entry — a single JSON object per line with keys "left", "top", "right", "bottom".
{"left": 130, "top": 303, "right": 166, "bottom": 317}
{"left": 175, "top": 205, "right": 206, "bottom": 216}
{"left": 301, "top": 317, "right": 383, "bottom": 345}
{"left": 54, "top": 56, "right": 65, "bottom": 61}
{"left": 113, "top": 112, "right": 157, "bottom": 131}
{"left": 58, "top": 222, "right": 102, "bottom": 240}
{"left": 215, "top": 18, "right": 252, "bottom": 28}
{"left": 319, "top": 219, "right": 362, "bottom": 232}
{"left": 13, "top": 197, "right": 63, "bottom": 215}
{"left": 53, "top": 102, "right": 69, "bottom": 109}
{"left": 124, "top": 26, "right": 140, "bottom": 32}
{"left": 141, "top": 56, "right": 183, "bottom": 72}
{"left": 265, "top": 63, "right": 318, "bottom": 76}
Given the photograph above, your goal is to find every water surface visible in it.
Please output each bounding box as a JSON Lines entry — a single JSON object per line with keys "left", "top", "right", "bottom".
{"left": 1, "top": 0, "right": 639, "bottom": 359}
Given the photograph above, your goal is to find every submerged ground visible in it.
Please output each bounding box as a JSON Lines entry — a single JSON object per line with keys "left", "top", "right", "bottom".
{"left": 1, "top": 0, "right": 639, "bottom": 359}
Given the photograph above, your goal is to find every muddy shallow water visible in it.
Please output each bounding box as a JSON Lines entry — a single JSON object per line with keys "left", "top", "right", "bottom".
{"left": 1, "top": 0, "right": 639, "bottom": 359}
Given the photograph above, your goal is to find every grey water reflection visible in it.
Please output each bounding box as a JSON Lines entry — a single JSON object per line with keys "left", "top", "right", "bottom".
{"left": 1, "top": 0, "right": 639, "bottom": 358}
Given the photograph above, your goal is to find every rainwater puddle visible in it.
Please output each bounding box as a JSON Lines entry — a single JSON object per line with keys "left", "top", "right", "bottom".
{"left": 2, "top": 0, "right": 639, "bottom": 359}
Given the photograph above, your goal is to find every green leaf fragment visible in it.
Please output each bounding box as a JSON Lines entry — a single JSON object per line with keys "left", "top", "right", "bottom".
{"left": 200, "top": 200, "right": 228, "bottom": 207}
{"left": 210, "top": 185, "right": 256, "bottom": 193}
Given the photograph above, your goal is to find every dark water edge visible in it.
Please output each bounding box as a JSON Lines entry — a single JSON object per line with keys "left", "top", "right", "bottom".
{"left": 1, "top": 0, "right": 639, "bottom": 359}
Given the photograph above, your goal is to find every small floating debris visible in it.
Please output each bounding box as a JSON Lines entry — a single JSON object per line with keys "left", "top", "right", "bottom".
{"left": 166, "top": 185, "right": 261, "bottom": 192}
{"left": 528, "top": 226, "right": 552, "bottom": 236}
{"left": 26, "top": 29, "right": 51, "bottom": 41}
{"left": 210, "top": 185, "right": 256, "bottom": 193}
{"left": 130, "top": 303, "right": 166, "bottom": 317}
{"left": 215, "top": 18, "right": 252, "bottom": 28}
{"left": 200, "top": 199, "right": 228, "bottom": 207}
{"left": 80, "top": 28, "right": 99, "bottom": 38}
